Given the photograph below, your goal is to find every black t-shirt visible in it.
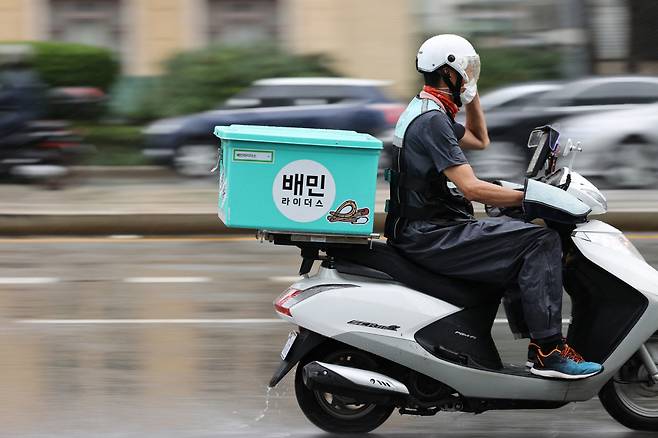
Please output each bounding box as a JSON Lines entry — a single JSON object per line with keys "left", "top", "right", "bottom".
{"left": 401, "top": 109, "right": 473, "bottom": 218}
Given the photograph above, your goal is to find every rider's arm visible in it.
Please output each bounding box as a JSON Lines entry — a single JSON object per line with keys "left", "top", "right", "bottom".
{"left": 422, "top": 111, "right": 516, "bottom": 207}
{"left": 459, "top": 94, "right": 489, "bottom": 151}
{"left": 444, "top": 163, "right": 523, "bottom": 207}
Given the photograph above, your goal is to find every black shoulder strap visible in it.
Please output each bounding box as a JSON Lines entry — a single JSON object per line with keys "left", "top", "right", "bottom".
{"left": 385, "top": 104, "right": 445, "bottom": 239}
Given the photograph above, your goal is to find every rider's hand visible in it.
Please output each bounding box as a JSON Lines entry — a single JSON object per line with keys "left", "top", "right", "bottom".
{"left": 459, "top": 94, "right": 489, "bottom": 151}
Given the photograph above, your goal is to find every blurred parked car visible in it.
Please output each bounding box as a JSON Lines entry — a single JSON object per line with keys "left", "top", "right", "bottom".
{"left": 478, "top": 82, "right": 562, "bottom": 112}
{"left": 47, "top": 87, "right": 106, "bottom": 120}
{"left": 559, "top": 103, "right": 658, "bottom": 188}
{"left": 143, "top": 77, "right": 404, "bottom": 176}
{"left": 461, "top": 82, "right": 562, "bottom": 181}
{"left": 466, "top": 76, "right": 658, "bottom": 183}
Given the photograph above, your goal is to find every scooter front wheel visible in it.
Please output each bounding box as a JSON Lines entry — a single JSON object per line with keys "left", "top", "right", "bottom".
{"left": 294, "top": 345, "right": 394, "bottom": 434}
{"left": 600, "top": 353, "right": 658, "bottom": 430}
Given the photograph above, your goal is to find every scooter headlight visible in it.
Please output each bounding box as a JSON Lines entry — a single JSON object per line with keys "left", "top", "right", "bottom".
{"left": 575, "top": 232, "right": 645, "bottom": 262}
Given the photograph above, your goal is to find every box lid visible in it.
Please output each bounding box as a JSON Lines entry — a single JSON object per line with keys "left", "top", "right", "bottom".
{"left": 214, "top": 124, "right": 382, "bottom": 150}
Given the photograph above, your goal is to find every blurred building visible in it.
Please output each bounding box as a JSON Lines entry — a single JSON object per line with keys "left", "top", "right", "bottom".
{"left": 0, "top": 0, "right": 655, "bottom": 96}
{"left": 594, "top": 0, "right": 658, "bottom": 75}
{"left": 0, "top": 0, "right": 415, "bottom": 96}
{"left": 417, "top": 0, "right": 658, "bottom": 77}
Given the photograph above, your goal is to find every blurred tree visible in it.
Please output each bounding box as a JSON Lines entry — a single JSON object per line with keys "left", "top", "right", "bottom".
{"left": 476, "top": 46, "right": 564, "bottom": 92}
{"left": 153, "top": 44, "right": 336, "bottom": 117}
{"left": 107, "top": 76, "right": 162, "bottom": 122}
{"left": 13, "top": 41, "right": 120, "bottom": 91}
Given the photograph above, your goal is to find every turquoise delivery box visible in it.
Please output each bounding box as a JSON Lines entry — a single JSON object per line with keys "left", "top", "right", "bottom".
{"left": 214, "top": 124, "right": 382, "bottom": 235}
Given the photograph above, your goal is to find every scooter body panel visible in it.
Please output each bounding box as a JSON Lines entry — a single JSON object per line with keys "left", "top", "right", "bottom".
{"left": 334, "top": 331, "right": 571, "bottom": 401}
{"left": 289, "top": 267, "right": 461, "bottom": 340}
{"left": 561, "top": 221, "right": 658, "bottom": 400}
{"left": 287, "top": 268, "right": 572, "bottom": 401}
{"left": 573, "top": 220, "right": 658, "bottom": 295}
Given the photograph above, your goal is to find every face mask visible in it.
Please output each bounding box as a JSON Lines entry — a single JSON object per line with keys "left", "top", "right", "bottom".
{"left": 461, "top": 81, "right": 477, "bottom": 105}
{"left": 459, "top": 55, "right": 480, "bottom": 105}
{"left": 430, "top": 86, "right": 468, "bottom": 108}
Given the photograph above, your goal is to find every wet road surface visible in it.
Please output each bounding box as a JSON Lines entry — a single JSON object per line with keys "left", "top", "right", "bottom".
{"left": 1, "top": 235, "right": 658, "bottom": 437}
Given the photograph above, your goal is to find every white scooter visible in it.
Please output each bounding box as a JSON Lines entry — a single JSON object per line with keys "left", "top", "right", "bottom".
{"left": 266, "top": 126, "right": 658, "bottom": 434}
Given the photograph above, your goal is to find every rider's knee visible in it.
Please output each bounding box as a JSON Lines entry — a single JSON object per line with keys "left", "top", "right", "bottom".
{"left": 534, "top": 228, "right": 562, "bottom": 255}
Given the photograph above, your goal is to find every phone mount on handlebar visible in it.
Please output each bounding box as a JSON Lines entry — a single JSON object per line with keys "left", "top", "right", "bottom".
{"left": 526, "top": 125, "right": 560, "bottom": 178}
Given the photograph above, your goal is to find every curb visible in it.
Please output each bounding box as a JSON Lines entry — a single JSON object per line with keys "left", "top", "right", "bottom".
{"left": 0, "top": 213, "right": 230, "bottom": 236}
{"left": 0, "top": 211, "right": 655, "bottom": 236}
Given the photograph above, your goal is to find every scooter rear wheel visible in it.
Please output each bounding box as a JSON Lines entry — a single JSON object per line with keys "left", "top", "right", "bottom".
{"left": 600, "top": 354, "right": 658, "bottom": 430}
{"left": 294, "top": 345, "right": 394, "bottom": 434}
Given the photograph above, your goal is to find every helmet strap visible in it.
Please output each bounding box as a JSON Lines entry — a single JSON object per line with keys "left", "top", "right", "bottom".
{"left": 439, "top": 68, "right": 463, "bottom": 108}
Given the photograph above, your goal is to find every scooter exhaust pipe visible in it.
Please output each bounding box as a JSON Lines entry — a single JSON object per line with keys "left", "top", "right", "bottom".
{"left": 302, "top": 361, "right": 409, "bottom": 403}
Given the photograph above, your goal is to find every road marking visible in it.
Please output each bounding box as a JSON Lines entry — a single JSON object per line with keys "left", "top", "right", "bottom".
{"left": 627, "top": 234, "right": 658, "bottom": 240}
{"left": 269, "top": 276, "right": 303, "bottom": 283}
{"left": 0, "top": 277, "right": 59, "bottom": 285}
{"left": 124, "top": 277, "right": 211, "bottom": 284}
{"left": 17, "top": 318, "right": 284, "bottom": 325}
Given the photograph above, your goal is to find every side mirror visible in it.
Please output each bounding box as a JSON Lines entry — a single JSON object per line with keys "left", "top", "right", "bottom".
{"left": 527, "top": 129, "right": 544, "bottom": 149}
{"left": 563, "top": 138, "right": 583, "bottom": 167}
{"left": 562, "top": 138, "right": 583, "bottom": 157}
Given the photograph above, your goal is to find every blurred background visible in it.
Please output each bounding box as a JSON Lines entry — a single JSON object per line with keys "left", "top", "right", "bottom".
{"left": 0, "top": 0, "right": 656, "bottom": 186}
{"left": 1, "top": 1, "right": 658, "bottom": 436}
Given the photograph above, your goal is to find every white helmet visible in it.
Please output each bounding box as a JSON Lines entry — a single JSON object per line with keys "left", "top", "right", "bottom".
{"left": 416, "top": 34, "right": 480, "bottom": 105}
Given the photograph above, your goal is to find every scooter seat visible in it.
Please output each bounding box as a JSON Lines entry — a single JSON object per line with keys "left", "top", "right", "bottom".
{"left": 326, "top": 241, "right": 502, "bottom": 308}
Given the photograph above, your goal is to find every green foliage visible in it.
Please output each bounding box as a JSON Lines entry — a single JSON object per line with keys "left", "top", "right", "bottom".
{"left": 107, "top": 76, "right": 163, "bottom": 122}
{"left": 152, "top": 44, "right": 336, "bottom": 117}
{"left": 1, "top": 41, "right": 120, "bottom": 91}
{"left": 475, "top": 46, "right": 563, "bottom": 92}
{"left": 74, "top": 123, "right": 147, "bottom": 166}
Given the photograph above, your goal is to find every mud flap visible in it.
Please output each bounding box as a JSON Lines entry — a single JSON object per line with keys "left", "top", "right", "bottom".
{"left": 268, "top": 328, "right": 326, "bottom": 388}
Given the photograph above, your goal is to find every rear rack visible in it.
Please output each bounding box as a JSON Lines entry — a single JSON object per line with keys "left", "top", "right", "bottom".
{"left": 256, "top": 230, "right": 381, "bottom": 275}
{"left": 257, "top": 230, "right": 380, "bottom": 246}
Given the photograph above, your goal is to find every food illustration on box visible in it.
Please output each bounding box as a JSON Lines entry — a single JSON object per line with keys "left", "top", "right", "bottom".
{"left": 327, "top": 200, "right": 370, "bottom": 225}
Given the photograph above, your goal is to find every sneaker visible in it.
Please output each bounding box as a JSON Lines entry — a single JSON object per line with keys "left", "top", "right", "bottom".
{"left": 526, "top": 342, "right": 539, "bottom": 368}
{"left": 530, "top": 344, "right": 603, "bottom": 380}
{"left": 526, "top": 338, "right": 566, "bottom": 368}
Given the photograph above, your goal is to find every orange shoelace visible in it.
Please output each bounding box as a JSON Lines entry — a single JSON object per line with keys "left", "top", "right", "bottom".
{"left": 561, "top": 344, "right": 584, "bottom": 363}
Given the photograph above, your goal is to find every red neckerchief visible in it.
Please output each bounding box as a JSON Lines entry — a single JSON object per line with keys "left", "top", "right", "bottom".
{"left": 422, "top": 85, "right": 459, "bottom": 119}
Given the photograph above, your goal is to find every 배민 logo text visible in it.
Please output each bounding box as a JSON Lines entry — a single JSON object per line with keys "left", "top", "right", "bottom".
{"left": 272, "top": 160, "right": 336, "bottom": 223}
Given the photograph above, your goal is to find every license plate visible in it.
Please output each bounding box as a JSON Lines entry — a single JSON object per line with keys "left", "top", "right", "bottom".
{"left": 280, "top": 331, "right": 298, "bottom": 360}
